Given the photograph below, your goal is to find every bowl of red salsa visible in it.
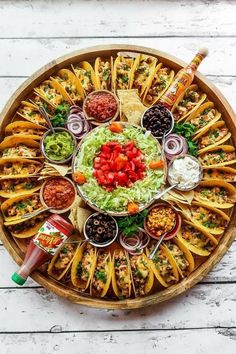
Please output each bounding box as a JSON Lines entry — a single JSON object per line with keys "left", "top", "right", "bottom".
{"left": 40, "top": 177, "right": 77, "bottom": 213}
{"left": 83, "top": 90, "right": 119, "bottom": 125}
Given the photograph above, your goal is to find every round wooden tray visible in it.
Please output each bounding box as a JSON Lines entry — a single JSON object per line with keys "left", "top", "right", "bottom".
{"left": 0, "top": 44, "right": 236, "bottom": 310}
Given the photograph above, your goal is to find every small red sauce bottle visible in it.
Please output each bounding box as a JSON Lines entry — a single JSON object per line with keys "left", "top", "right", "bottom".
{"left": 11, "top": 214, "right": 74, "bottom": 286}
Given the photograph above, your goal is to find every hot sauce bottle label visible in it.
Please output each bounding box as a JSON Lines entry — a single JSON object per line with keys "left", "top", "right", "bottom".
{"left": 33, "top": 221, "right": 67, "bottom": 255}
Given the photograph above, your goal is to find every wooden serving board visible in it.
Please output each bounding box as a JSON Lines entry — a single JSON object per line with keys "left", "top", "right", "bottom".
{"left": 0, "top": 44, "right": 236, "bottom": 310}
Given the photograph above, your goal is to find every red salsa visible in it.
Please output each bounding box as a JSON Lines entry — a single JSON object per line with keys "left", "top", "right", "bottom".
{"left": 43, "top": 177, "right": 76, "bottom": 210}
{"left": 85, "top": 91, "right": 118, "bottom": 122}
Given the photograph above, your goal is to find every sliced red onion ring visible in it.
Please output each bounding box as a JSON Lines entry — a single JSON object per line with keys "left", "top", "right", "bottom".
{"left": 119, "top": 229, "right": 150, "bottom": 255}
{"left": 67, "top": 105, "right": 91, "bottom": 139}
{"left": 164, "top": 134, "right": 188, "bottom": 160}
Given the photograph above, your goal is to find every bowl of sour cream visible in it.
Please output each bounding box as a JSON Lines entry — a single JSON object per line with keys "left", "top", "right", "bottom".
{"left": 167, "top": 154, "right": 203, "bottom": 191}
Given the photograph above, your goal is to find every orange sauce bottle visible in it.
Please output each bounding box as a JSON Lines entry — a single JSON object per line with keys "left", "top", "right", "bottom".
{"left": 159, "top": 48, "right": 208, "bottom": 110}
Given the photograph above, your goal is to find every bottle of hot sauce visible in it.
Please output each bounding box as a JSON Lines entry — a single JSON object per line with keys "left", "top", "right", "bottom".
{"left": 11, "top": 214, "right": 74, "bottom": 285}
{"left": 158, "top": 48, "right": 208, "bottom": 110}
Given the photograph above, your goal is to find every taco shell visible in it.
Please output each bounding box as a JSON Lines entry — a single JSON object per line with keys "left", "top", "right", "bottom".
{"left": 172, "top": 84, "right": 207, "bottom": 122}
{"left": 48, "top": 239, "right": 80, "bottom": 280}
{"left": 199, "top": 145, "right": 236, "bottom": 167}
{"left": 34, "top": 80, "right": 72, "bottom": 108}
{"left": 111, "top": 246, "right": 132, "bottom": 298}
{"left": 5, "top": 121, "right": 47, "bottom": 140}
{"left": 130, "top": 253, "right": 154, "bottom": 296}
{"left": 112, "top": 55, "right": 134, "bottom": 92}
{"left": 0, "top": 177, "right": 43, "bottom": 198}
{"left": 0, "top": 136, "right": 42, "bottom": 159}
{"left": 194, "top": 121, "right": 231, "bottom": 154}
{"left": 71, "top": 242, "right": 97, "bottom": 291}
{"left": 193, "top": 179, "right": 236, "bottom": 209}
{"left": 1, "top": 193, "right": 43, "bottom": 221}
{"left": 129, "top": 54, "right": 157, "bottom": 95}
{"left": 51, "top": 68, "right": 84, "bottom": 104}
{"left": 17, "top": 101, "right": 47, "bottom": 126}
{"left": 143, "top": 63, "right": 175, "bottom": 106}
{"left": 72, "top": 61, "right": 99, "bottom": 94}
{"left": 5, "top": 211, "right": 50, "bottom": 238}
{"left": 0, "top": 158, "right": 42, "bottom": 178}
{"left": 177, "top": 220, "right": 218, "bottom": 256}
{"left": 186, "top": 102, "right": 221, "bottom": 136}
{"left": 202, "top": 166, "right": 236, "bottom": 183}
{"left": 164, "top": 237, "right": 195, "bottom": 278}
{"left": 94, "top": 57, "right": 113, "bottom": 91}
{"left": 90, "top": 248, "right": 112, "bottom": 297}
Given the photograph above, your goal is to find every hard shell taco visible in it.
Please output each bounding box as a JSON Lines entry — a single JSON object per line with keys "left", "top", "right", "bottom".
{"left": 1, "top": 193, "right": 43, "bottom": 221}
{"left": 177, "top": 220, "right": 218, "bottom": 256}
{"left": 194, "top": 121, "right": 231, "bottom": 154}
{"left": 17, "top": 100, "right": 48, "bottom": 126}
{"left": 111, "top": 246, "right": 132, "bottom": 299}
{"left": 129, "top": 54, "right": 157, "bottom": 95}
{"left": 90, "top": 248, "right": 112, "bottom": 298}
{"left": 94, "top": 56, "right": 113, "bottom": 91}
{"left": 143, "top": 63, "right": 175, "bottom": 106}
{"left": 164, "top": 237, "right": 195, "bottom": 278}
{"left": 5, "top": 121, "right": 47, "bottom": 140}
{"left": 0, "top": 177, "right": 43, "bottom": 198}
{"left": 0, "top": 136, "right": 42, "bottom": 159}
{"left": 71, "top": 61, "right": 99, "bottom": 95}
{"left": 186, "top": 102, "right": 221, "bottom": 136}
{"left": 0, "top": 158, "right": 42, "bottom": 178}
{"left": 146, "top": 244, "right": 179, "bottom": 288}
{"left": 5, "top": 211, "right": 50, "bottom": 238}
{"left": 194, "top": 180, "right": 236, "bottom": 209}
{"left": 130, "top": 252, "right": 154, "bottom": 296}
{"left": 51, "top": 69, "right": 84, "bottom": 104}
{"left": 171, "top": 84, "right": 207, "bottom": 122}
{"left": 202, "top": 166, "right": 236, "bottom": 183}
{"left": 48, "top": 239, "right": 81, "bottom": 280}
{"left": 71, "top": 242, "right": 97, "bottom": 291}
{"left": 199, "top": 145, "right": 236, "bottom": 167}
{"left": 112, "top": 55, "right": 134, "bottom": 92}
{"left": 34, "top": 80, "right": 72, "bottom": 108}
{"left": 177, "top": 201, "right": 230, "bottom": 235}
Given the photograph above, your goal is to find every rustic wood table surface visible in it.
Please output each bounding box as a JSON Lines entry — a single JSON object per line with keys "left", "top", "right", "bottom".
{"left": 0, "top": 1, "right": 236, "bottom": 353}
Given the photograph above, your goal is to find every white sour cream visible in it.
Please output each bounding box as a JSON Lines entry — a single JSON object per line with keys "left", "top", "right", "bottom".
{"left": 168, "top": 155, "right": 201, "bottom": 190}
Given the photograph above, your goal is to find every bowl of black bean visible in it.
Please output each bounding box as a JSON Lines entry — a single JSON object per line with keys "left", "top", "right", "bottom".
{"left": 141, "top": 104, "right": 174, "bottom": 139}
{"left": 83, "top": 212, "right": 118, "bottom": 247}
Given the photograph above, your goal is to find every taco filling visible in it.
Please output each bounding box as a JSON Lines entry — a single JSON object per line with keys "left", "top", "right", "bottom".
{"left": 3, "top": 194, "right": 42, "bottom": 219}
{"left": 203, "top": 168, "right": 236, "bottom": 182}
{"left": 198, "top": 126, "right": 229, "bottom": 149}
{"left": 51, "top": 243, "right": 77, "bottom": 277}
{"left": 10, "top": 125, "right": 45, "bottom": 137}
{"left": 201, "top": 149, "right": 236, "bottom": 166}
{"left": 1, "top": 145, "right": 40, "bottom": 158}
{"left": 113, "top": 250, "right": 130, "bottom": 298}
{"left": 130, "top": 254, "right": 151, "bottom": 296}
{"left": 194, "top": 185, "right": 235, "bottom": 205}
{"left": 17, "top": 104, "right": 47, "bottom": 126}
{"left": 0, "top": 160, "right": 40, "bottom": 176}
{"left": 72, "top": 66, "right": 95, "bottom": 94}
{"left": 190, "top": 108, "right": 217, "bottom": 130}
{"left": 180, "top": 224, "right": 216, "bottom": 253}
{"left": 145, "top": 66, "right": 172, "bottom": 104}
{"left": 190, "top": 205, "right": 227, "bottom": 232}
{"left": 53, "top": 73, "right": 82, "bottom": 103}
{"left": 36, "top": 81, "right": 68, "bottom": 106}
{"left": 7, "top": 211, "right": 49, "bottom": 235}
{"left": 91, "top": 250, "right": 110, "bottom": 297}
{"left": 132, "top": 56, "right": 156, "bottom": 92}
{"left": 115, "top": 57, "right": 133, "bottom": 90}
{"left": 76, "top": 244, "right": 95, "bottom": 286}
{"left": 174, "top": 88, "right": 203, "bottom": 120}
{"left": 165, "top": 241, "right": 190, "bottom": 277}
{"left": 0, "top": 178, "right": 40, "bottom": 196}
{"left": 97, "top": 59, "right": 112, "bottom": 90}
{"left": 151, "top": 247, "right": 177, "bottom": 285}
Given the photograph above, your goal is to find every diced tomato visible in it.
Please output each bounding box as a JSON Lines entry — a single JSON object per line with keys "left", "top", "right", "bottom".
{"left": 93, "top": 140, "right": 146, "bottom": 191}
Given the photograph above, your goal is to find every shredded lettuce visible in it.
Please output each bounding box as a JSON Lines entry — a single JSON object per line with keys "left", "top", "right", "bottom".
{"left": 75, "top": 125, "right": 164, "bottom": 212}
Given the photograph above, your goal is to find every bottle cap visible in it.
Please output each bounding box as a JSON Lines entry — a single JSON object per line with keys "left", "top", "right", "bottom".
{"left": 198, "top": 47, "right": 209, "bottom": 58}
{"left": 11, "top": 272, "right": 27, "bottom": 286}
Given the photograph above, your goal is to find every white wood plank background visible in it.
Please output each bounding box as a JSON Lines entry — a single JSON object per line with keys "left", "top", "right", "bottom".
{"left": 0, "top": 1, "right": 236, "bottom": 353}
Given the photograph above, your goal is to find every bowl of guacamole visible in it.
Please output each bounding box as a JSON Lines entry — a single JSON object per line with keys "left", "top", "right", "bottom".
{"left": 41, "top": 127, "right": 76, "bottom": 164}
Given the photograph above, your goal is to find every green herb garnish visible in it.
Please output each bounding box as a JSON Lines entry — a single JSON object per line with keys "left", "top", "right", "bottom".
{"left": 173, "top": 122, "right": 198, "bottom": 156}
{"left": 117, "top": 210, "right": 148, "bottom": 236}
{"left": 50, "top": 103, "right": 70, "bottom": 127}
{"left": 95, "top": 270, "right": 107, "bottom": 283}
